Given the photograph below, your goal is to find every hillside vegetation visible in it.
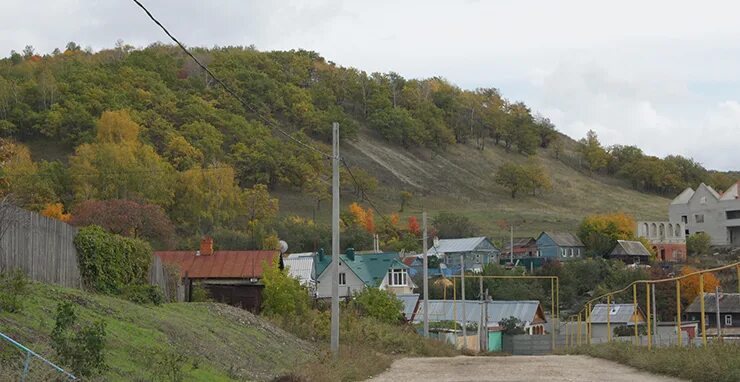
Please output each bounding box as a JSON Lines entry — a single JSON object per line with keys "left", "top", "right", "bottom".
{"left": 0, "top": 43, "right": 730, "bottom": 252}
{"left": 0, "top": 282, "right": 316, "bottom": 381}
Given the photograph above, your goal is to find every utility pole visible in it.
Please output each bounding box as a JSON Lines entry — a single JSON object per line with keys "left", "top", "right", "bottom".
{"left": 716, "top": 286, "right": 722, "bottom": 340}
{"left": 422, "top": 211, "right": 429, "bottom": 337}
{"left": 461, "top": 254, "right": 467, "bottom": 350}
{"left": 652, "top": 284, "right": 657, "bottom": 346}
{"left": 330, "top": 122, "right": 340, "bottom": 357}
{"left": 510, "top": 225, "right": 514, "bottom": 265}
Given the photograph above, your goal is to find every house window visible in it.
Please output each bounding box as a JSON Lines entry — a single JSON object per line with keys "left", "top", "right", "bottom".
{"left": 560, "top": 248, "right": 565, "bottom": 257}
{"left": 681, "top": 215, "right": 688, "bottom": 224}
{"left": 700, "top": 196, "right": 707, "bottom": 204}
{"left": 727, "top": 210, "right": 740, "bottom": 220}
{"left": 388, "top": 269, "right": 407, "bottom": 286}
{"left": 726, "top": 315, "right": 733, "bottom": 326}
{"left": 339, "top": 272, "right": 346, "bottom": 286}
{"left": 695, "top": 214, "right": 704, "bottom": 224}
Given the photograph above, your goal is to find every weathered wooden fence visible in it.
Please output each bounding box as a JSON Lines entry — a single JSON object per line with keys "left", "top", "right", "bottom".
{"left": 0, "top": 206, "right": 82, "bottom": 288}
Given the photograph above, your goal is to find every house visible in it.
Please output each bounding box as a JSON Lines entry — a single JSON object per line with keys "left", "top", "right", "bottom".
{"left": 313, "top": 250, "right": 416, "bottom": 298}
{"left": 402, "top": 254, "right": 452, "bottom": 278}
{"left": 414, "top": 300, "right": 548, "bottom": 335}
{"left": 589, "top": 303, "right": 646, "bottom": 339}
{"left": 536, "top": 232, "right": 585, "bottom": 260}
{"left": 637, "top": 221, "right": 687, "bottom": 262}
{"left": 685, "top": 293, "right": 740, "bottom": 336}
{"left": 669, "top": 182, "right": 740, "bottom": 246}
{"left": 284, "top": 252, "right": 314, "bottom": 288}
{"left": 427, "top": 237, "right": 500, "bottom": 273}
{"left": 155, "top": 236, "right": 279, "bottom": 313}
{"left": 607, "top": 240, "right": 652, "bottom": 264}
{"left": 502, "top": 237, "right": 538, "bottom": 259}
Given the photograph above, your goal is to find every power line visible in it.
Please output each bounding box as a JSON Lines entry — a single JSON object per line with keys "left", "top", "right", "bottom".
{"left": 130, "top": 0, "right": 331, "bottom": 160}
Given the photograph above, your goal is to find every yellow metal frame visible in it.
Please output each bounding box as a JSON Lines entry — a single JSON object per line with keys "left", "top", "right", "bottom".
{"left": 577, "top": 261, "right": 740, "bottom": 349}
{"left": 450, "top": 275, "right": 559, "bottom": 350}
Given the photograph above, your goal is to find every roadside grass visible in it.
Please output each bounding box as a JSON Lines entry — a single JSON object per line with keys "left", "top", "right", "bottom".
{"left": 0, "top": 282, "right": 316, "bottom": 381}
{"left": 561, "top": 342, "right": 740, "bottom": 382}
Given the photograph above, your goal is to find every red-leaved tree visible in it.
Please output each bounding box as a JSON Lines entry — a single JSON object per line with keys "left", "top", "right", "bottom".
{"left": 71, "top": 199, "right": 175, "bottom": 249}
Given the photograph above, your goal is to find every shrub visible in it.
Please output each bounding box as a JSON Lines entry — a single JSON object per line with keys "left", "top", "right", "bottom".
{"left": 74, "top": 225, "right": 152, "bottom": 293}
{"left": 120, "top": 284, "right": 164, "bottom": 305}
{"left": 350, "top": 288, "right": 403, "bottom": 324}
{"left": 0, "top": 269, "right": 29, "bottom": 313}
{"left": 190, "top": 283, "right": 211, "bottom": 302}
{"left": 499, "top": 316, "right": 525, "bottom": 335}
{"left": 613, "top": 324, "right": 647, "bottom": 337}
{"left": 51, "top": 301, "right": 107, "bottom": 377}
{"left": 687, "top": 232, "right": 711, "bottom": 255}
{"left": 261, "top": 259, "right": 310, "bottom": 317}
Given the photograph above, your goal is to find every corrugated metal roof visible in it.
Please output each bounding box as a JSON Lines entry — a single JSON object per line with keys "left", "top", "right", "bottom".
{"left": 589, "top": 304, "right": 645, "bottom": 324}
{"left": 539, "top": 232, "right": 584, "bottom": 247}
{"left": 504, "top": 237, "right": 537, "bottom": 250}
{"left": 284, "top": 253, "right": 314, "bottom": 285}
{"left": 428, "top": 237, "right": 492, "bottom": 254}
{"left": 414, "top": 300, "right": 546, "bottom": 325}
{"left": 397, "top": 294, "right": 420, "bottom": 320}
{"left": 155, "top": 250, "right": 278, "bottom": 279}
{"left": 686, "top": 293, "right": 740, "bottom": 313}
{"left": 611, "top": 240, "right": 651, "bottom": 257}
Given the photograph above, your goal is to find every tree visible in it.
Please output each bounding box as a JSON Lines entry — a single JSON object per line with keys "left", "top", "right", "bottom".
{"left": 243, "top": 183, "right": 279, "bottom": 237}
{"left": 577, "top": 213, "right": 637, "bottom": 256}
{"left": 432, "top": 211, "right": 479, "bottom": 239}
{"left": 261, "top": 258, "right": 310, "bottom": 317}
{"left": 495, "top": 162, "right": 529, "bottom": 199}
{"left": 499, "top": 316, "right": 525, "bottom": 335}
{"left": 351, "top": 288, "right": 403, "bottom": 324}
{"left": 679, "top": 266, "right": 720, "bottom": 306}
{"left": 686, "top": 232, "right": 711, "bottom": 255}
{"left": 70, "top": 199, "right": 175, "bottom": 249}
{"left": 399, "top": 191, "right": 412, "bottom": 212}
{"left": 41, "top": 203, "right": 72, "bottom": 222}
{"left": 578, "top": 130, "right": 608, "bottom": 175}
{"left": 407, "top": 216, "right": 420, "bottom": 236}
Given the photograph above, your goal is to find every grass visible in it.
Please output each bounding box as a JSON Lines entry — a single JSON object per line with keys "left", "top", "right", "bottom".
{"left": 0, "top": 282, "right": 316, "bottom": 381}
{"left": 277, "top": 129, "right": 670, "bottom": 240}
{"left": 561, "top": 342, "right": 740, "bottom": 382}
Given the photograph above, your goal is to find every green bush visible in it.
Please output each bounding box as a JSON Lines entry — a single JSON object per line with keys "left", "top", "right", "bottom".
{"left": 350, "top": 288, "right": 403, "bottom": 324}
{"left": 0, "top": 269, "right": 29, "bottom": 313}
{"left": 499, "top": 316, "right": 525, "bottom": 335}
{"left": 687, "top": 232, "right": 711, "bottom": 255}
{"left": 261, "top": 259, "right": 310, "bottom": 317}
{"left": 613, "top": 324, "right": 647, "bottom": 337}
{"left": 74, "top": 225, "right": 152, "bottom": 293}
{"left": 190, "top": 283, "right": 211, "bottom": 302}
{"left": 51, "top": 301, "right": 107, "bottom": 377}
{"left": 121, "top": 284, "right": 164, "bottom": 305}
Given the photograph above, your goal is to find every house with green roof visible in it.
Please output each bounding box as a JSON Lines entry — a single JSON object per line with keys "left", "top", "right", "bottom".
{"left": 312, "top": 250, "right": 416, "bottom": 298}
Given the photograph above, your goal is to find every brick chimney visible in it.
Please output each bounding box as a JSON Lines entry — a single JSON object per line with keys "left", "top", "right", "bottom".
{"left": 200, "top": 236, "right": 214, "bottom": 256}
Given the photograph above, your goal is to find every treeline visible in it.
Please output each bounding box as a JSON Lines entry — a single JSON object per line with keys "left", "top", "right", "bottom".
{"left": 576, "top": 130, "right": 736, "bottom": 195}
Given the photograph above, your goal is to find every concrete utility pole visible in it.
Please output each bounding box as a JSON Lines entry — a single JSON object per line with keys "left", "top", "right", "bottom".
{"left": 716, "top": 286, "right": 722, "bottom": 339}
{"left": 330, "top": 122, "right": 340, "bottom": 357}
{"left": 461, "top": 254, "right": 467, "bottom": 350}
{"left": 422, "top": 211, "right": 429, "bottom": 337}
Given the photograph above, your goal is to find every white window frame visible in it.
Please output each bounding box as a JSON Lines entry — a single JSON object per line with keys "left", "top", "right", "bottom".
{"left": 338, "top": 272, "right": 346, "bottom": 286}
{"left": 388, "top": 269, "right": 407, "bottom": 286}
{"left": 726, "top": 315, "right": 732, "bottom": 326}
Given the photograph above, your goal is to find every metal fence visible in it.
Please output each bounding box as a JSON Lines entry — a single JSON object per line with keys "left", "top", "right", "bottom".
{"left": 0, "top": 331, "right": 76, "bottom": 381}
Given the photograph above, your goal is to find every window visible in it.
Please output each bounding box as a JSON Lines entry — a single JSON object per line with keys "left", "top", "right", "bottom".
{"left": 726, "top": 315, "right": 733, "bottom": 326}
{"left": 727, "top": 210, "right": 740, "bottom": 220}
{"left": 338, "top": 272, "right": 346, "bottom": 286}
{"left": 388, "top": 269, "right": 407, "bottom": 286}
{"left": 681, "top": 215, "right": 688, "bottom": 224}
{"left": 695, "top": 214, "right": 704, "bottom": 224}
{"left": 700, "top": 196, "right": 707, "bottom": 204}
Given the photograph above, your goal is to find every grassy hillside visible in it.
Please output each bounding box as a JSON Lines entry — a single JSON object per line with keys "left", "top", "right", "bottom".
{"left": 279, "top": 129, "right": 670, "bottom": 240}
{"left": 0, "top": 282, "right": 316, "bottom": 381}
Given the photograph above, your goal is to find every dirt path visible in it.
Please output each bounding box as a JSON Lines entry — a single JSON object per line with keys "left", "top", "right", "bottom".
{"left": 367, "top": 355, "right": 685, "bottom": 382}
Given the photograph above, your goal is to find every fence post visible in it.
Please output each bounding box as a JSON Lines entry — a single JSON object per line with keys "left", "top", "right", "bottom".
{"left": 551, "top": 277, "right": 555, "bottom": 351}
{"left": 587, "top": 302, "right": 592, "bottom": 345}
{"left": 646, "top": 283, "right": 652, "bottom": 350}
{"left": 676, "top": 280, "right": 682, "bottom": 346}
{"left": 21, "top": 351, "right": 31, "bottom": 382}
{"left": 633, "top": 284, "right": 638, "bottom": 345}
{"left": 700, "top": 273, "right": 706, "bottom": 346}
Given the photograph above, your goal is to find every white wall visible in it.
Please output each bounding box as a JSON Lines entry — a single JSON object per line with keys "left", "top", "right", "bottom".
{"left": 315, "top": 260, "right": 365, "bottom": 298}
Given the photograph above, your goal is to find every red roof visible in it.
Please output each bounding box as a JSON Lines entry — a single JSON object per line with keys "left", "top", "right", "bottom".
{"left": 155, "top": 250, "right": 278, "bottom": 279}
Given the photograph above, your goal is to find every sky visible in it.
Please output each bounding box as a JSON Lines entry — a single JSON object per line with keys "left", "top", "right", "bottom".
{"left": 2, "top": 0, "right": 739, "bottom": 171}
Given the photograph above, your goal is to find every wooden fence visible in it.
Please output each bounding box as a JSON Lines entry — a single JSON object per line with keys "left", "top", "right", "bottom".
{"left": 0, "top": 206, "right": 82, "bottom": 288}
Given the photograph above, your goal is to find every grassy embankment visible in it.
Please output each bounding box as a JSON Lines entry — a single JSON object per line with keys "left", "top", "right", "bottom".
{"left": 0, "top": 282, "right": 456, "bottom": 381}
{"left": 563, "top": 342, "right": 740, "bottom": 382}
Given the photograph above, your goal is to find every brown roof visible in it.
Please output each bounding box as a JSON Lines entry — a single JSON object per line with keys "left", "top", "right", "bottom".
{"left": 155, "top": 250, "right": 278, "bottom": 279}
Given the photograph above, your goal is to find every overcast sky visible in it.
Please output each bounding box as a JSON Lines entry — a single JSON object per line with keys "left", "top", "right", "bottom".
{"left": 2, "top": 1, "right": 739, "bottom": 171}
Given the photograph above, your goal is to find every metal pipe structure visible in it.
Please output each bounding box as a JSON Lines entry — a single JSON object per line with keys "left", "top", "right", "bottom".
{"left": 606, "top": 295, "right": 611, "bottom": 343}
{"left": 700, "top": 273, "right": 706, "bottom": 346}
{"left": 715, "top": 286, "right": 722, "bottom": 341}
{"left": 646, "top": 283, "right": 651, "bottom": 349}
{"left": 652, "top": 284, "right": 657, "bottom": 347}
{"left": 577, "top": 312, "right": 582, "bottom": 346}
{"left": 330, "top": 122, "right": 340, "bottom": 357}
{"left": 422, "top": 211, "right": 429, "bottom": 337}
{"left": 587, "top": 302, "right": 592, "bottom": 345}
{"left": 0, "top": 332, "right": 76, "bottom": 381}
{"left": 633, "top": 284, "right": 638, "bottom": 345}
{"left": 676, "top": 280, "right": 682, "bottom": 346}
{"left": 461, "top": 254, "right": 466, "bottom": 351}
{"left": 551, "top": 278, "right": 555, "bottom": 351}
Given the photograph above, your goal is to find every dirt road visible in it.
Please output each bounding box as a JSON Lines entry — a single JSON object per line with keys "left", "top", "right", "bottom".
{"left": 368, "top": 355, "right": 685, "bottom": 382}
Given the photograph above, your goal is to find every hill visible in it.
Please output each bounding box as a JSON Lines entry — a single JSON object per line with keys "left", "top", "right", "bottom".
{"left": 0, "top": 282, "right": 316, "bottom": 381}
